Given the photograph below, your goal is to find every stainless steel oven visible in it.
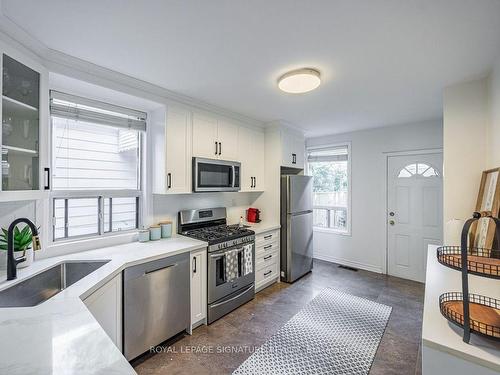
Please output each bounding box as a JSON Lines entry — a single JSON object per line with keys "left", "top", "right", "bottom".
{"left": 207, "top": 241, "right": 255, "bottom": 323}
{"left": 193, "top": 157, "right": 240, "bottom": 192}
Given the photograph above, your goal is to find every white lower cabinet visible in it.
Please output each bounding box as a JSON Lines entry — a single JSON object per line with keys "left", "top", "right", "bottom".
{"left": 255, "top": 229, "right": 280, "bottom": 292}
{"left": 190, "top": 249, "right": 207, "bottom": 328}
{"left": 83, "top": 273, "right": 122, "bottom": 352}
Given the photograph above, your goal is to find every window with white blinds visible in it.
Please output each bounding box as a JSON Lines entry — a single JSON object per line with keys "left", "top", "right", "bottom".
{"left": 50, "top": 91, "right": 145, "bottom": 241}
{"left": 307, "top": 144, "right": 351, "bottom": 234}
{"left": 51, "top": 91, "right": 145, "bottom": 191}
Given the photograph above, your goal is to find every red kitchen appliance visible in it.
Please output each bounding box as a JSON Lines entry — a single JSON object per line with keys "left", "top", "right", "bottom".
{"left": 246, "top": 208, "right": 261, "bottom": 223}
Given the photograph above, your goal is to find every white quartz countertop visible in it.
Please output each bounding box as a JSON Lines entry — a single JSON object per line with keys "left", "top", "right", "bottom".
{"left": 0, "top": 235, "right": 207, "bottom": 375}
{"left": 423, "top": 245, "right": 500, "bottom": 372}
{"left": 241, "top": 222, "right": 280, "bottom": 235}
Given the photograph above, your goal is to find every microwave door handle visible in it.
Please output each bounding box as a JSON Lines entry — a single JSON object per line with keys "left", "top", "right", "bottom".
{"left": 232, "top": 166, "right": 236, "bottom": 188}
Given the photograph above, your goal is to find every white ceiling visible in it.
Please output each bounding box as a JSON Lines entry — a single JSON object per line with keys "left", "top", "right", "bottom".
{"left": 3, "top": 0, "right": 500, "bottom": 137}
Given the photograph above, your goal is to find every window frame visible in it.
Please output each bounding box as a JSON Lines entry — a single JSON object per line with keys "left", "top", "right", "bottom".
{"left": 48, "top": 95, "right": 145, "bottom": 244}
{"left": 307, "top": 142, "right": 352, "bottom": 236}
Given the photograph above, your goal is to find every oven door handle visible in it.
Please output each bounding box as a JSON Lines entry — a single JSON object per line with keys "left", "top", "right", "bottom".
{"left": 210, "top": 253, "right": 225, "bottom": 259}
{"left": 209, "top": 284, "right": 254, "bottom": 309}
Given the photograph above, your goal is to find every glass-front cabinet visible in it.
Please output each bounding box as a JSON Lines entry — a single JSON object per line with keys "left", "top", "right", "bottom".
{"left": 1, "top": 54, "right": 40, "bottom": 191}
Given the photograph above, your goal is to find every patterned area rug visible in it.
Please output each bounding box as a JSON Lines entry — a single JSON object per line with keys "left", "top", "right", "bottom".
{"left": 233, "top": 288, "right": 392, "bottom": 375}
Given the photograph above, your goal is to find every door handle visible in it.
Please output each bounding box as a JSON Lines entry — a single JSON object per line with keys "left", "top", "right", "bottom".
{"left": 167, "top": 173, "right": 172, "bottom": 189}
{"left": 192, "top": 257, "right": 197, "bottom": 273}
{"left": 253, "top": 177, "right": 256, "bottom": 188}
{"left": 219, "top": 142, "right": 222, "bottom": 155}
{"left": 215, "top": 141, "right": 218, "bottom": 155}
{"left": 389, "top": 220, "right": 395, "bottom": 226}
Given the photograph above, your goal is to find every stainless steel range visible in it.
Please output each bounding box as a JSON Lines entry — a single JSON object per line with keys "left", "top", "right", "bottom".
{"left": 178, "top": 207, "right": 255, "bottom": 324}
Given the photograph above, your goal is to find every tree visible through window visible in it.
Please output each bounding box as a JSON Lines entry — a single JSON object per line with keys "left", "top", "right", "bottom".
{"left": 307, "top": 145, "right": 350, "bottom": 233}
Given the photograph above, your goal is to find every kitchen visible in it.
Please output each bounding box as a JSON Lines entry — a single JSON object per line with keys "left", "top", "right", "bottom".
{"left": 1, "top": 2, "right": 500, "bottom": 375}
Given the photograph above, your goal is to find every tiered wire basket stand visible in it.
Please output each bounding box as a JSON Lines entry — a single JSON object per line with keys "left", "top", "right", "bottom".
{"left": 437, "top": 212, "right": 500, "bottom": 343}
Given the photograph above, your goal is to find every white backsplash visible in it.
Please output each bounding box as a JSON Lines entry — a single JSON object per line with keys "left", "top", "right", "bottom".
{"left": 152, "top": 192, "right": 263, "bottom": 232}
{"left": 0, "top": 201, "right": 37, "bottom": 232}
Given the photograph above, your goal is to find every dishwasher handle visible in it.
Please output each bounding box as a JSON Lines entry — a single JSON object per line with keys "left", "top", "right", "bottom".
{"left": 145, "top": 263, "right": 177, "bottom": 275}
{"left": 124, "top": 253, "right": 188, "bottom": 282}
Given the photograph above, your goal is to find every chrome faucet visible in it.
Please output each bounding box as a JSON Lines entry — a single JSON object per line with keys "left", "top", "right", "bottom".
{"left": 6, "top": 218, "right": 41, "bottom": 281}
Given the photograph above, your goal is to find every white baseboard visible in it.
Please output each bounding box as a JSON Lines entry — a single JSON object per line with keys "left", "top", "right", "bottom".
{"left": 313, "top": 252, "right": 383, "bottom": 274}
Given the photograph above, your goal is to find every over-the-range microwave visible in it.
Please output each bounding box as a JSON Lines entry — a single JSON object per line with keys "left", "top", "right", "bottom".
{"left": 192, "top": 157, "right": 241, "bottom": 192}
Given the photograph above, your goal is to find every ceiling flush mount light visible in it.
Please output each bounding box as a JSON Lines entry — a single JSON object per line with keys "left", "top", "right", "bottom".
{"left": 278, "top": 68, "right": 321, "bottom": 94}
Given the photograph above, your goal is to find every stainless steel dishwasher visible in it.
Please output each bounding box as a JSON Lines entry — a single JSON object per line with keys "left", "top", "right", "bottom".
{"left": 123, "top": 252, "right": 190, "bottom": 360}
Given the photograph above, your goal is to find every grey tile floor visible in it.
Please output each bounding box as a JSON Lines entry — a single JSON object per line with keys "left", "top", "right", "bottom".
{"left": 133, "top": 259, "right": 424, "bottom": 375}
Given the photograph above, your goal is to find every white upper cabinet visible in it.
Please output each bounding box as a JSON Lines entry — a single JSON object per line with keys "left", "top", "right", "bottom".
{"left": 281, "top": 129, "right": 305, "bottom": 169}
{"left": 192, "top": 113, "right": 218, "bottom": 159}
{"left": 151, "top": 105, "right": 192, "bottom": 194}
{"left": 217, "top": 120, "right": 239, "bottom": 161}
{"left": 238, "top": 126, "right": 265, "bottom": 192}
{"left": 192, "top": 113, "right": 239, "bottom": 161}
{"left": 165, "top": 107, "right": 192, "bottom": 193}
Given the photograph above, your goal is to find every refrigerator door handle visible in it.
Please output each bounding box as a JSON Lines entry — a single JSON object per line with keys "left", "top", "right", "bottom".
{"left": 289, "top": 210, "right": 313, "bottom": 216}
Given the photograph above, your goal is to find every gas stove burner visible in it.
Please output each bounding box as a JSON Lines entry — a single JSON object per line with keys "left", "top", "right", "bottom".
{"left": 178, "top": 208, "right": 255, "bottom": 250}
{"left": 183, "top": 224, "right": 254, "bottom": 245}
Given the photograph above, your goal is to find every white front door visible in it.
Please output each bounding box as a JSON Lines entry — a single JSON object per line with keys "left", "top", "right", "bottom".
{"left": 387, "top": 153, "right": 443, "bottom": 283}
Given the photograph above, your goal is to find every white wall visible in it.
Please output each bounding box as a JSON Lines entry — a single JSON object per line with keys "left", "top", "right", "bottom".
{"left": 442, "top": 54, "right": 500, "bottom": 243}
{"left": 306, "top": 120, "right": 443, "bottom": 273}
{"left": 488, "top": 56, "right": 500, "bottom": 168}
{"left": 443, "top": 78, "right": 489, "bottom": 226}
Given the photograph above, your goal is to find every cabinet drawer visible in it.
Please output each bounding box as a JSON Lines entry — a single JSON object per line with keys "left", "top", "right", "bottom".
{"left": 256, "top": 249, "right": 278, "bottom": 271}
{"left": 256, "top": 241, "right": 278, "bottom": 257}
{"left": 256, "top": 230, "right": 280, "bottom": 246}
{"left": 255, "top": 262, "right": 278, "bottom": 285}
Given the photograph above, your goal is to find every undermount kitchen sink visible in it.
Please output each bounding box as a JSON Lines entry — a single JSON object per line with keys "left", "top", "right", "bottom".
{"left": 0, "top": 260, "right": 110, "bottom": 308}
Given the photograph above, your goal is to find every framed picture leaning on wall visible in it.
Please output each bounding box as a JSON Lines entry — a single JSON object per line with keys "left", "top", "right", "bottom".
{"left": 471, "top": 167, "right": 500, "bottom": 252}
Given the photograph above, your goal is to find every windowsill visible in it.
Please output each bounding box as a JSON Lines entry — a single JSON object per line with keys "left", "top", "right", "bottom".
{"left": 38, "top": 231, "right": 138, "bottom": 260}
{"left": 313, "top": 227, "right": 351, "bottom": 237}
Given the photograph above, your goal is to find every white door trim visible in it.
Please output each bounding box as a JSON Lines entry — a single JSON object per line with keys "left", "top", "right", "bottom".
{"left": 383, "top": 149, "right": 443, "bottom": 276}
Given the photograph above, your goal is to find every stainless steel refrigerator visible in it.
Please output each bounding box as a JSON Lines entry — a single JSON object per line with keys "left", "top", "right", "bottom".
{"left": 280, "top": 175, "right": 314, "bottom": 282}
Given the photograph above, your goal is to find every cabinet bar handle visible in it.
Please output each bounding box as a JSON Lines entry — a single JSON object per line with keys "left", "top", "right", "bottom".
{"left": 215, "top": 141, "right": 218, "bottom": 155}
{"left": 167, "top": 173, "right": 172, "bottom": 189}
{"left": 264, "top": 235, "right": 272, "bottom": 240}
{"left": 44, "top": 167, "right": 50, "bottom": 190}
{"left": 219, "top": 142, "right": 222, "bottom": 155}
{"left": 264, "top": 270, "right": 272, "bottom": 277}
{"left": 264, "top": 255, "right": 272, "bottom": 260}
{"left": 264, "top": 244, "right": 272, "bottom": 250}
{"left": 193, "top": 257, "right": 197, "bottom": 273}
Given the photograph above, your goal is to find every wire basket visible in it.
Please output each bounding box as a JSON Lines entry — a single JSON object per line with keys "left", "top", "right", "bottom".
{"left": 437, "top": 246, "right": 500, "bottom": 279}
{"left": 440, "top": 292, "right": 500, "bottom": 340}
